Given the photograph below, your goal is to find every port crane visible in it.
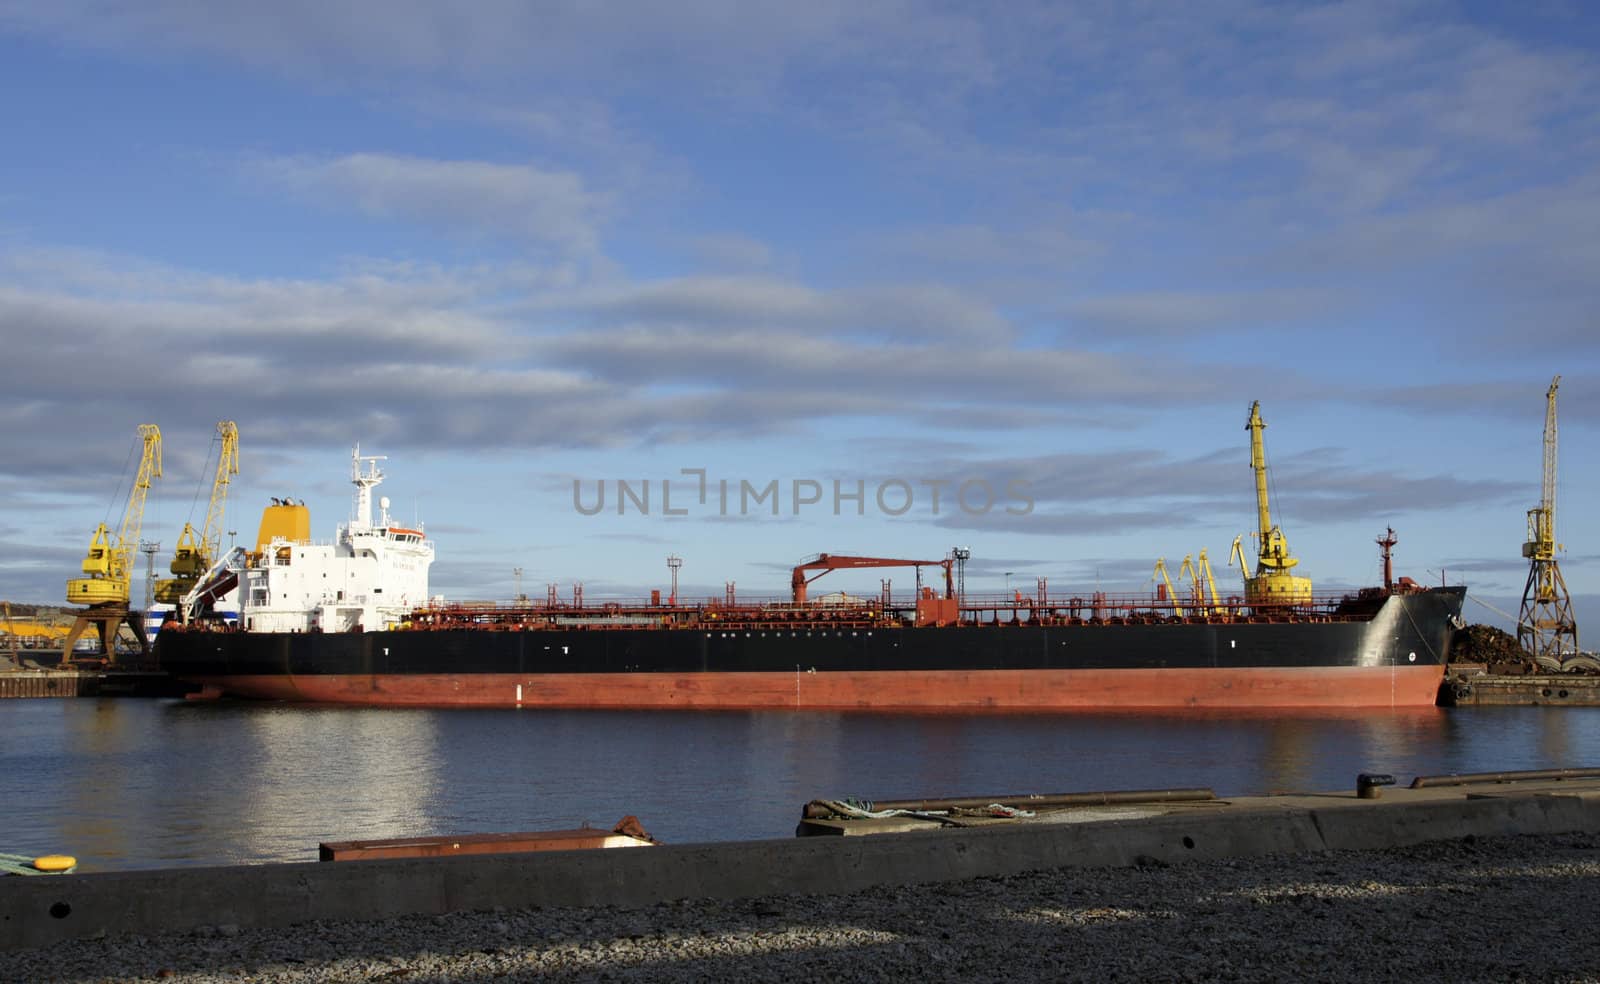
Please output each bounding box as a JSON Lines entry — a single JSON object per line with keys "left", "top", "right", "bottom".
{"left": 1151, "top": 558, "right": 1184, "bottom": 617}
{"left": 1179, "top": 550, "right": 1223, "bottom": 616}
{"left": 1241, "top": 401, "right": 1312, "bottom": 605}
{"left": 154, "top": 421, "right": 239, "bottom": 605}
{"left": 791, "top": 553, "right": 954, "bottom": 604}
{"left": 1517, "top": 376, "right": 1577, "bottom": 658}
{"left": 62, "top": 424, "right": 163, "bottom": 665}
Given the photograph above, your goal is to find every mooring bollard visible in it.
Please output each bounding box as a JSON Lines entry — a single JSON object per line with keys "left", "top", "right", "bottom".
{"left": 1357, "top": 773, "right": 1396, "bottom": 799}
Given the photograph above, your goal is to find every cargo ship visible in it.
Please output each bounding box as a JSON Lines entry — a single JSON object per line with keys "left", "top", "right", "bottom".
{"left": 155, "top": 407, "right": 1467, "bottom": 709}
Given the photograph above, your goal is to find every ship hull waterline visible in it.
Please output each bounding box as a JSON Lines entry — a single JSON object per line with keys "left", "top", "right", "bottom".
{"left": 179, "top": 664, "right": 1447, "bottom": 710}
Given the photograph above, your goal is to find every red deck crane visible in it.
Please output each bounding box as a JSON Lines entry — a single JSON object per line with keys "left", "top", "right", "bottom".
{"left": 790, "top": 553, "right": 955, "bottom": 604}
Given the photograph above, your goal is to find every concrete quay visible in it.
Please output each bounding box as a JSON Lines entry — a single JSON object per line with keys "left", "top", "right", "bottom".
{"left": 7, "top": 832, "right": 1600, "bottom": 983}
{"left": 4, "top": 772, "right": 1600, "bottom": 955}
{"left": 1442, "top": 671, "right": 1600, "bottom": 706}
{"left": 0, "top": 668, "right": 188, "bottom": 699}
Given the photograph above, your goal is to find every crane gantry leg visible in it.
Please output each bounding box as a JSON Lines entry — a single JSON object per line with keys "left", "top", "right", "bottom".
{"left": 60, "top": 608, "right": 150, "bottom": 668}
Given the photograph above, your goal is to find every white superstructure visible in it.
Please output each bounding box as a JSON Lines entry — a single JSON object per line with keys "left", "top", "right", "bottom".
{"left": 237, "top": 446, "right": 434, "bottom": 633}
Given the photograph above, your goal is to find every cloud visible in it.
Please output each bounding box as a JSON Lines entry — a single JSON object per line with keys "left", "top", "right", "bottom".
{"left": 1440, "top": 557, "right": 1533, "bottom": 576}
{"left": 1273, "top": 450, "right": 1527, "bottom": 522}
{"left": 1374, "top": 376, "right": 1600, "bottom": 425}
{"left": 0, "top": 252, "right": 630, "bottom": 484}
{"left": 553, "top": 276, "right": 1012, "bottom": 344}
{"left": 682, "top": 234, "right": 776, "bottom": 273}
{"left": 2, "top": 237, "right": 1568, "bottom": 520}
{"left": 12, "top": 3, "right": 1596, "bottom": 284}
{"left": 253, "top": 154, "right": 609, "bottom": 255}
{"left": 889, "top": 442, "right": 1528, "bottom": 538}
{"left": 0, "top": 532, "right": 120, "bottom": 605}
{"left": 1062, "top": 288, "right": 1336, "bottom": 338}
{"left": 1263, "top": 176, "right": 1600, "bottom": 283}
{"left": 865, "top": 223, "right": 1106, "bottom": 283}
{"left": 0, "top": 0, "right": 994, "bottom": 106}
{"left": 935, "top": 509, "right": 1190, "bottom": 537}
{"left": 0, "top": 247, "right": 1177, "bottom": 498}
{"left": 540, "top": 323, "right": 1237, "bottom": 408}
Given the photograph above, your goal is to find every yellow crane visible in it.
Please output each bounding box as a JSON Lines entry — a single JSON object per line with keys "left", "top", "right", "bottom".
{"left": 62, "top": 424, "right": 162, "bottom": 664}
{"left": 1151, "top": 557, "right": 1184, "bottom": 618}
{"left": 155, "top": 422, "right": 240, "bottom": 605}
{"left": 1179, "top": 550, "right": 1223, "bottom": 616}
{"left": 1518, "top": 376, "right": 1577, "bottom": 658}
{"left": 1241, "top": 401, "right": 1312, "bottom": 606}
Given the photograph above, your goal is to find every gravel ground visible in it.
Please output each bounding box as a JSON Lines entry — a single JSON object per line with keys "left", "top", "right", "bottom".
{"left": 5, "top": 832, "right": 1600, "bottom": 983}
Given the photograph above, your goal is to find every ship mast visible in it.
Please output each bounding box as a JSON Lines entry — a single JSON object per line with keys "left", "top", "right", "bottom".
{"left": 1243, "top": 402, "right": 1312, "bottom": 605}
{"left": 351, "top": 445, "right": 387, "bottom": 531}
{"left": 1376, "top": 527, "right": 1398, "bottom": 592}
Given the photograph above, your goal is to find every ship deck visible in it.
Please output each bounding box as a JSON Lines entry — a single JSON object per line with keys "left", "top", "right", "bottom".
{"left": 401, "top": 588, "right": 1413, "bottom": 633}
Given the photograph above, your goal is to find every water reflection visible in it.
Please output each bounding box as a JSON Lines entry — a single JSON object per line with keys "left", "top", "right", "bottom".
{"left": 806, "top": 709, "right": 1454, "bottom": 804}
{"left": 58, "top": 701, "right": 151, "bottom": 868}
{"left": 227, "top": 706, "right": 442, "bottom": 860}
{"left": 2, "top": 701, "right": 1598, "bottom": 871}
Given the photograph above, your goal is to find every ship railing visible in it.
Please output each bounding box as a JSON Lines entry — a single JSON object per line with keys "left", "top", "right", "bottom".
{"left": 952, "top": 589, "right": 1383, "bottom": 626}
{"left": 402, "top": 588, "right": 1387, "bottom": 629}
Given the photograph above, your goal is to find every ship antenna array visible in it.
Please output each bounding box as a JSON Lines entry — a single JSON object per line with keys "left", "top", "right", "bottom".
{"left": 1517, "top": 375, "right": 1577, "bottom": 658}
{"left": 350, "top": 444, "right": 387, "bottom": 528}
{"left": 951, "top": 547, "right": 971, "bottom": 604}
{"left": 666, "top": 555, "right": 682, "bottom": 606}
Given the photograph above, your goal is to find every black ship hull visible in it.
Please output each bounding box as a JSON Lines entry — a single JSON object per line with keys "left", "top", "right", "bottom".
{"left": 156, "top": 587, "right": 1465, "bottom": 709}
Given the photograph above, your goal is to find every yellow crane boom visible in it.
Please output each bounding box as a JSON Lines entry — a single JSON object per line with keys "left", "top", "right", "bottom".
{"left": 1523, "top": 376, "right": 1560, "bottom": 563}
{"left": 155, "top": 422, "right": 240, "bottom": 604}
{"left": 66, "top": 425, "right": 162, "bottom": 608}
{"left": 1198, "top": 549, "right": 1222, "bottom": 613}
{"left": 1179, "top": 550, "right": 1223, "bottom": 616}
{"left": 1151, "top": 557, "right": 1184, "bottom": 618}
{"left": 1228, "top": 534, "right": 1247, "bottom": 581}
{"left": 1242, "top": 402, "right": 1311, "bottom": 606}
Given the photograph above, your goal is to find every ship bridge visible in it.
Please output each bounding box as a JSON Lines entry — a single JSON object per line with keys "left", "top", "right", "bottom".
{"left": 234, "top": 446, "right": 435, "bottom": 633}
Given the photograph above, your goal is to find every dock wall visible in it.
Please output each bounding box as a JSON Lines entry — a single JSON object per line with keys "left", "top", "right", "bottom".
{"left": 0, "top": 671, "right": 96, "bottom": 699}
{"left": 1443, "top": 673, "right": 1600, "bottom": 706}
{"left": 5, "top": 781, "right": 1600, "bottom": 951}
{"left": 0, "top": 669, "right": 186, "bottom": 699}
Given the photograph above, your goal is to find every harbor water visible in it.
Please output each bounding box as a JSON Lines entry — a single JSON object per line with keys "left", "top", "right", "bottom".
{"left": 4, "top": 699, "right": 1600, "bottom": 872}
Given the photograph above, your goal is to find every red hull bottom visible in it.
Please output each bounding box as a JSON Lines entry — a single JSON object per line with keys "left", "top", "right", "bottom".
{"left": 186, "top": 666, "right": 1447, "bottom": 709}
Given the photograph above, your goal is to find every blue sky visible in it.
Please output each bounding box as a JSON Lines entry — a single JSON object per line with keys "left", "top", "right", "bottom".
{"left": 1, "top": 1, "right": 1595, "bottom": 632}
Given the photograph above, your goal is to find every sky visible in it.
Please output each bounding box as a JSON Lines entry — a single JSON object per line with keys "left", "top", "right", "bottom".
{"left": 1, "top": 1, "right": 1595, "bottom": 634}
